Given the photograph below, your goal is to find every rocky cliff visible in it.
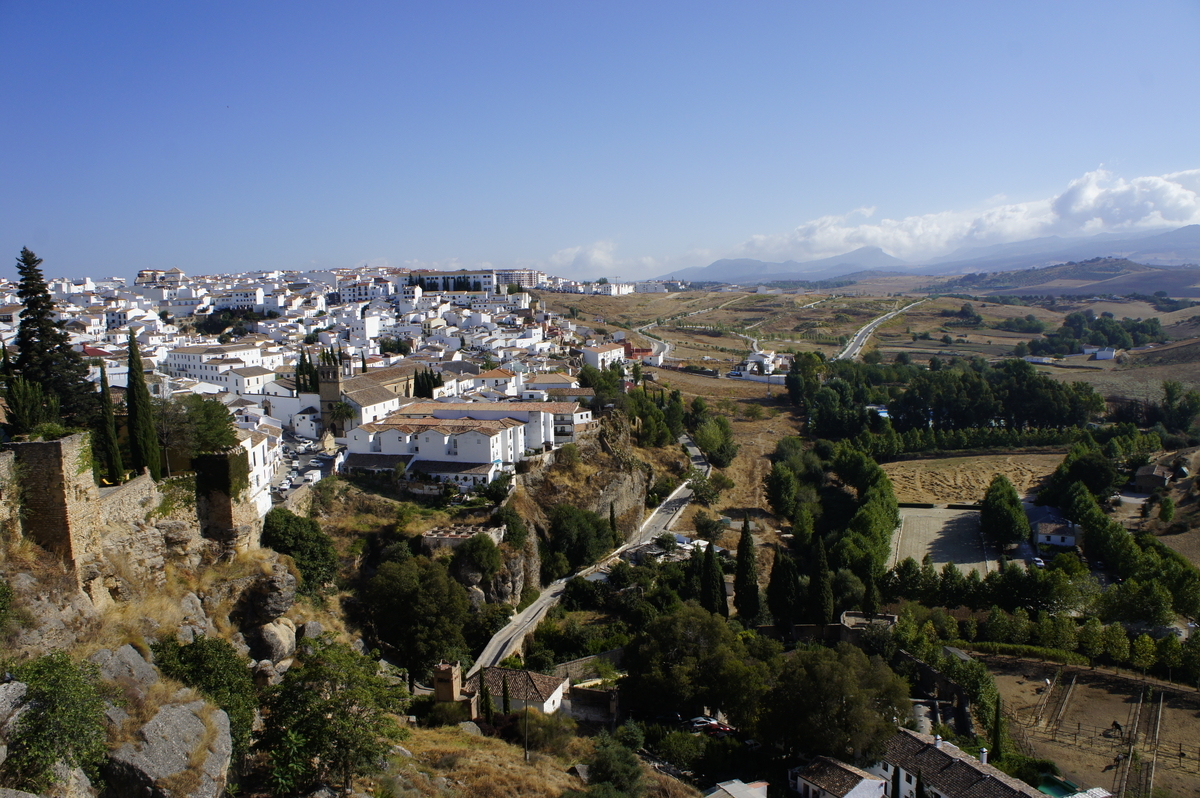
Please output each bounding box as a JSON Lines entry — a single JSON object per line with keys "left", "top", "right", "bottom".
{"left": 509, "top": 413, "right": 650, "bottom": 549}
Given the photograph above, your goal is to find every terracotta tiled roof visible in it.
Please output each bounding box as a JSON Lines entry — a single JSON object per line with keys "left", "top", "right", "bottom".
{"left": 796, "top": 757, "right": 882, "bottom": 797}
{"left": 465, "top": 667, "right": 567, "bottom": 703}
{"left": 884, "top": 729, "right": 1040, "bottom": 798}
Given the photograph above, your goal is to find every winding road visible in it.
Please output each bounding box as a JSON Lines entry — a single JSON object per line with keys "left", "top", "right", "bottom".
{"left": 467, "top": 435, "right": 710, "bottom": 678}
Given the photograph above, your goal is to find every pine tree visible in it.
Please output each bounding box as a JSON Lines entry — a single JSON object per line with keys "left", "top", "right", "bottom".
{"left": 126, "top": 333, "right": 162, "bottom": 479}
{"left": 12, "top": 248, "right": 95, "bottom": 423}
{"left": 95, "top": 365, "right": 124, "bottom": 484}
{"left": 701, "top": 541, "right": 727, "bottom": 616}
{"left": 810, "top": 538, "right": 834, "bottom": 625}
{"left": 734, "top": 514, "right": 761, "bottom": 622}
{"left": 767, "top": 548, "right": 800, "bottom": 629}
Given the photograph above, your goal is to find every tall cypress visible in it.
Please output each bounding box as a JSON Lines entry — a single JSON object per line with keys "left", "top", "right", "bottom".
{"left": 95, "top": 365, "right": 124, "bottom": 484}
{"left": 479, "top": 668, "right": 495, "bottom": 724}
{"left": 767, "top": 548, "right": 800, "bottom": 629}
{"left": 863, "top": 571, "right": 880, "bottom": 618}
{"left": 734, "top": 514, "right": 761, "bottom": 622}
{"left": 701, "top": 541, "right": 727, "bottom": 617}
{"left": 991, "top": 700, "right": 1003, "bottom": 763}
{"left": 126, "top": 332, "right": 162, "bottom": 479}
{"left": 809, "top": 537, "right": 834, "bottom": 625}
{"left": 12, "top": 248, "right": 95, "bottom": 423}
{"left": 501, "top": 674, "right": 511, "bottom": 715}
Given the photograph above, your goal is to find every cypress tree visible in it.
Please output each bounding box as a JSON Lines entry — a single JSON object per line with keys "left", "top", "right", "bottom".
{"left": 863, "top": 571, "right": 880, "bottom": 618}
{"left": 126, "top": 333, "right": 161, "bottom": 479}
{"left": 95, "top": 365, "right": 124, "bottom": 484}
{"left": 479, "top": 668, "right": 495, "bottom": 724}
{"left": 767, "top": 548, "right": 800, "bottom": 629}
{"left": 501, "top": 674, "right": 511, "bottom": 715}
{"left": 12, "top": 248, "right": 95, "bottom": 424}
{"left": 810, "top": 537, "right": 834, "bottom": 625}
{"left": 610, "top": 502, "right": 618, "bottom": 544}
{"left": 701, "top": 541, "right": 727, "bottom": 616}
{"left": 891, "top": 763, "right": 901, "bottom": 798}
{"left": 734, "top": 514, "right": 761, "bottom": 622}
{"left": 361, "top": 352, "right": 367, "bottom": 374}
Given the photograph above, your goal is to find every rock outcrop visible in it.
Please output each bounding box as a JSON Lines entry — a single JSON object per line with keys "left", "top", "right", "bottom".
{"left": 89, "top": 645, "right": 159, "bottom": 701}
{"left": 104, "top": 701, "right": 231, "bottom": 798}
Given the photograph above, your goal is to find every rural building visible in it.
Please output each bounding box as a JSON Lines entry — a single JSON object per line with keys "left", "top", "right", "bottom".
{"left": 1036, "top": 521, "right": 1076, "bottom": 548}
{"left": 1134, "top": 464, "right": 1172, "bottom": 492}
{"left": 420, "top": 524, "right": 505, "bottom": 555}
{"left": 581, "top": 342, "right": 625, "bottom": 370}
{"left": 464, "top": 666, "right": 569, "bottom": 715}
{"left": 788, "top": 757, "right": 884, "bottom": 798}
{"left": 863, "top": 729, "right": 1042, "bottom": 798}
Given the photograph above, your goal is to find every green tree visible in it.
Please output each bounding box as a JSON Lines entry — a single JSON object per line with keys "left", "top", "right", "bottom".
{"left": 12, "top": 248, "right": 95, "bottom": 424}
{"left": 479, "top": 667, "right": 495, "bottom": 724}
{"left": 1159, "top": 497, "right": 1176, "bottom": 523}
{"left": 767, "top": 548, "right": 801, "bottom": 629}
{"left": 0, "top": 652, "right": 107, "bottom": 792}
{"left": 991, "top": 700, "right": 1003, "bottom": 763}
{"left": 365, "top": 557, "right": 470, "bottom": 688}
{"left": 1078, "top": 617, "right": 1105, "bottom": 663}
{"left": 701, "top": 541, "right": 728, "bottom": 617}
{"left": 181, "top": 393, "right": 238, "bottom": 454}
{"left": 809, "top": 538, "right": 835, "bottom": 625}
{"left": 588, "top": 733, "right": 643, "bottom": 796}
{"left": 1102, "top": 624, "right": 1129, "bottom": 664}
{"left": 1157, "top": 634, "right": 1183, "bottom": 681}
{"left": 1131, "top": 633, "right": 1157, "bottom": 676}
{"left": 454, "top": 532, "right": 502, "bottom": 581}
{"left": 256, "top": 638, "right": 407, "bottom": 792}
{"left": 502, "top": 673, "right": 512, "bottom": 714}
{"left": 980, "top": 474, "right": 1030, "bottom": 545}
{"left": 734, "top": 516, "right": 761, "bottom": 622}
{"left": 125, "top": 333, "right": 162, "bottom": 478}
{"left": 261, "top": 508, "right": 339, "bottom": 593}
{"left": 3, "top": 375, "right": 59, "bottom": 436}
{"left": 94, "top": 365, "right": 124, "bottom": 483}
{"left": 759, "top": 643, "right": 908, "bottom": 764}
{"left": 151, "top": 636, "right": 257, "bottom": 756}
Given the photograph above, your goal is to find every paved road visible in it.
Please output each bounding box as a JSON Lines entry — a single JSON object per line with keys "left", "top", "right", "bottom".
{"left": 467, "top": 435, "right": 709, "bottom": 678}
{"left": 832, "top": 299, "right": 926, "bottom": 361}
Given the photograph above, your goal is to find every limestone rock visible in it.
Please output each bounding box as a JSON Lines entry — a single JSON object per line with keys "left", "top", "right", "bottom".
{"left": 49, "top": 762, "right": 94, "bottom": 798}
{"left": 252, "top": 661, "right": 278, "bottom": 688}
{"left": 0, "top": 788, "right": 43, "bottom": 798}
{"left": 228, "top": 633, "right": 251, "bottom": 659}
{"left": 0, "top": 682, "right": 28, "bottom": 729}
{"left": 105, "top": 701, "right": 231, "bottom": 798}
{"left": 243, "top": 563, "right": 296, "bottom": 622}
{"left": 299, "top": 620, "right": 323, "bottom": 640}
{"left": 89, "top": 645, "right": 159, "bottom": 700}
{"left": 255, "top": 618, "right": 295, "bottom": 662}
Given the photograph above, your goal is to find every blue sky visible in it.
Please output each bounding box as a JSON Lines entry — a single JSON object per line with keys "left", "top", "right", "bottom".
{"left": 3, "top": 1, "right": 1199, "bottom": 281}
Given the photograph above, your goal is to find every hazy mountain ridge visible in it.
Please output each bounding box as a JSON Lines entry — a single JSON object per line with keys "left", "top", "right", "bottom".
{"left": 663, "top": 224, "right": 1200, "bottom": 283}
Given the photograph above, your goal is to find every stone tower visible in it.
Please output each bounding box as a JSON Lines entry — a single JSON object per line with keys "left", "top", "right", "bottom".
{"left": 317, "top": 349, "right": 348, "bottom": 437}
{"left": 433, "top": 661, "right": 463, "bottom": 702}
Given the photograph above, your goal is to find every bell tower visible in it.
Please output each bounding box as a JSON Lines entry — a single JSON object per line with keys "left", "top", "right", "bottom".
{"left": 318, "top": 349, "right": 345, "bottom": 436}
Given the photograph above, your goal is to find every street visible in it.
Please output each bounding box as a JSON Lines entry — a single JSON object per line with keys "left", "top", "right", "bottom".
{"left": 832, "top": 299, "right": 926, "bottom": 361}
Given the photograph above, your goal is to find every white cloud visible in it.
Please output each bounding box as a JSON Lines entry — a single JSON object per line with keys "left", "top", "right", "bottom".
{"left": 731, "top": 168, "right": 1200, "bottom": 263}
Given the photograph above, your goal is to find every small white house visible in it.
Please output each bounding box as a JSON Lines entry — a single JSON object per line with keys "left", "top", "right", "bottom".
{"left": 465, "top": 667, "right": 569, "bottom": 714}
{"left": 789, "top": 758, "right": 884, "bottom": 798}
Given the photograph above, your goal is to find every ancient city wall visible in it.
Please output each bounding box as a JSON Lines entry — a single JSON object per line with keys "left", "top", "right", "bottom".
{"left": 98, "top": 471, "right": 160, "bottom": 528}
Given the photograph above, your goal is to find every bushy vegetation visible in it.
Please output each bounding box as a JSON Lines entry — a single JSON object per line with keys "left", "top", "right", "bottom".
{"left": 0, "top": 652, "right": 107, "bottom": 793}
{"left": 261, "top": 508, "right": 339, "bottom": 593}
{"left": 540, "top": 504, "right": 619, "bottom": 581}
{"left": 151, "top": 636, "right": 258, "bottom": 756}
{"left": 1021, "top": 308, "right": 1168, "bottom": 356}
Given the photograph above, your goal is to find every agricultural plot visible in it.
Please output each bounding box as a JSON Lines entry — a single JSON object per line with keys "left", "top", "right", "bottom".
{"left": 881, "top": 453, "right": 1066, "bottom": 505}
{"left": 891, "top": 507, "right": 993, "bottom": 575}
{"left": 990, "top": 658, "right": 1200, "bottom": 798}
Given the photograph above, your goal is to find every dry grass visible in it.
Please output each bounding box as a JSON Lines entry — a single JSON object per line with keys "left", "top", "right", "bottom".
{"left": 387, "top": 725, "right": 586, "bottom": 798}
{"left": 881, "top": 452, "right": 1067, "bottom": 504}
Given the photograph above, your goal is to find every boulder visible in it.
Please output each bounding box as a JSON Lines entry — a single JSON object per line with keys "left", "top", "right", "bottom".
{"left": 252, "top": 661, "right": 278, "bottom": 688}
{"left": 89, "top": 645, "right": 159, "bottom": 700}
{"left": 244, "top": 564, "right": 296, "bottom": 622}
{"left": 228, "top": 633, "right": 251, "bottom": 659}
{"left": 298, "top": 620, "right": 323, "bottom": 640}
{"left": 0, "top": 681, "right": 28, "bottom": 729}
{"left": 105, "top": 701, "right": 231, "bottom": 798}
{"left": 255, "top": 618, "right": 296, "bottom": 662}
{"left": 0, "top": 789, "right": 43, "bottom": 798}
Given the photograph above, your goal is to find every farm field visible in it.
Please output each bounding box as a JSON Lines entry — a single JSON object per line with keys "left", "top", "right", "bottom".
{"left": 891, "top": 507, "right": 993, "bottom": 575}
{"left": 534, "top": 289, "right": 745, "bottom": 329}
{"left": 881, "top": 453, "right": 1067, "bottom": 505}
{"left": 990, "top": 658, "right": 1200, "bottom": 798}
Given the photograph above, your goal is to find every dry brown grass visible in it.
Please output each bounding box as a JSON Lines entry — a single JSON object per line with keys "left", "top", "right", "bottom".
{"left": 387, "top": 725, "right": 586, "bottom": 798}
{"left": 881, "top": 452, "right": 1067, "bottom": 504}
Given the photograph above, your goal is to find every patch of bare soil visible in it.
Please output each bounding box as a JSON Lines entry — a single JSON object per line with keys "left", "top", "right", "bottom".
{"left": 881, "top": 453, "right": 1066, "bottom": 504}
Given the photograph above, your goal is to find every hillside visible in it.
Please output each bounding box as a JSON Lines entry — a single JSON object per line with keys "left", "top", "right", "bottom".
{"left": 661, "top": 246, "right": 909, "bottom": 283}
{"left": 936, "top": 257, "right": 1162, "bottom": 293}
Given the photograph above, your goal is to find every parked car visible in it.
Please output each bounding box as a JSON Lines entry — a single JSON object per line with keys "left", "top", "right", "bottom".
{"left": 1032, "top": 557, "right": 1045, "bottom": 569}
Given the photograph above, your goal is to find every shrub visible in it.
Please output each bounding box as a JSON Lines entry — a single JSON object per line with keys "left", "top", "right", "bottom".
{"left": 0, "top": 652, "right": 107, "bottom": 792}
{"left": 957, "top": 641, "right": 1089, "bottom": 666}
{"left": 261, "top": 507, "right": 339, "bottom": 593}
{"left": 151, "top": 636, "right": 258, "bottom": 756}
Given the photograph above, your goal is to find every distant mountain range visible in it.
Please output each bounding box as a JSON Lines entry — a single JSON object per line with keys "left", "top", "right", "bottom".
{"left": 661, "top": 224, "right": 1200, "bottom": 284}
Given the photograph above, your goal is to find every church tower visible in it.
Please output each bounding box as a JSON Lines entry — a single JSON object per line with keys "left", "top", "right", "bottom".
{"left": 317, "top": 348, "right": 348, "bottom": 436}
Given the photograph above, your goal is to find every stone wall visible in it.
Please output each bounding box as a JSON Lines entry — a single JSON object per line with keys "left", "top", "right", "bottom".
{"left": 3, "top": 433, "right": 106, "bottom": 603}
{"left": 0, "top": 450, "right": 19, "bottom": 540}
{"left": 99, "top": 471, "right": 160, "bottom": 528}
{"left": 194, "top": 449, "right": 263, "bottom": 555}
{"left": 278, "top": 483, "right": 312, "bottom": 516}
